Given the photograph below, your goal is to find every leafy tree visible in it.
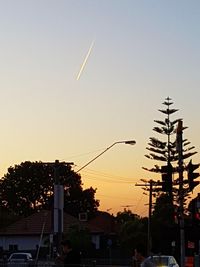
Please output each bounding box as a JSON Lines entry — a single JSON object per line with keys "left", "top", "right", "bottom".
{"left": 151, "top": 194, "right": 178, "bottom": 254}
{"left": 116, "top": 209, "right": 140, "bottom": 224}
{"left": 63, "top": 225, "right": 95, "bottom": 256}
{"left": 0, "top": 207, "right": 20, "bottom": 228}
{"left": 152, "top": 194, "right": 175, "bottom": 226}
{"left": 116, "top": 209, "right": 147, "bottom": 252}
{"left": 0, "top": 161, "right": 99, "bottom": 218}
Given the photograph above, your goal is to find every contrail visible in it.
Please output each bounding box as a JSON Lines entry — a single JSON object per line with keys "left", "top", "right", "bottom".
{"left": 76, "top": 41, "right": 94, "bottom": 80}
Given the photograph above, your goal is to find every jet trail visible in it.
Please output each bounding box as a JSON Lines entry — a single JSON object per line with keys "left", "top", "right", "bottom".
{"left": 76, "top": 41, "right": 94, "bottom": 80}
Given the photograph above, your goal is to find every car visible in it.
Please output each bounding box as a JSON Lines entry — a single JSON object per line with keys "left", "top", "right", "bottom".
{"left": 7, "top": 253, "right": 34, "bottom": 267}
{"left": 147, "top": 255, "right": 179, "bottom": 267}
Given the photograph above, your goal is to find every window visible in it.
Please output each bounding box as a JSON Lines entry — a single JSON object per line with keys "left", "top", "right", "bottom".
{"left": 79, "top": 212, "right": 88, "bottom": 221}
{"left": 9, "top": 245, "right": 18, "bottom": 251}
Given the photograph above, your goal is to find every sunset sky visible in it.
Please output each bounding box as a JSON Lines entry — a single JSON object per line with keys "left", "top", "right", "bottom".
{"left": 1, "top": 0, "right": 200, "bottom": 216}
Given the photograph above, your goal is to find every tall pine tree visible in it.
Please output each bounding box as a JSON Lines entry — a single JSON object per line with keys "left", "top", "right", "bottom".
{"left": 143, "top": 97, "right": 199, "bottom": 254}
{"left": 143, "top": 97, "right": 197, "bottom": 201}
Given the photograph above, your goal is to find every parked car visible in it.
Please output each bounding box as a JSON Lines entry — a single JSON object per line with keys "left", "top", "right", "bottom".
{"left": 147, "top": 255, "right": 179, "bottom": 267}
{"left": 7, "top": 253, "right": 34, "bottom": 267}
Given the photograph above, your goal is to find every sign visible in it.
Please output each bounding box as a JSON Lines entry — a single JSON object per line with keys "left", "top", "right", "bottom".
{"left": 49, "top": 234, "right": 53, "bottom": 243}
{"left": 187, "top": 241, "right": 195, "bottom": 249}
{"left": 171, "top": 241, "right": 176, "bottom": 247}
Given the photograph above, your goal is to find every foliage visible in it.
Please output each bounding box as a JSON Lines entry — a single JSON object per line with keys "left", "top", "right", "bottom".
{"left": 0, "top": 207, "right": 20, "bottom": 229}
{"left": 152, "top": 194, "right": 175, "bottom": 224}
{"left": 64, "top": 225, "right": 94, "bottom": 252}
{"left": 143, "top": 97, "right": 198, "bottom": 204}
{"left": 142, "top": 97, "right": 199, "bottom": 255}
{"left": 0, "top": 161, "right": 99, "bottom": 218}
{"left": 65, "top": 186, "right": 98, "bottom": 218}
{"left": 116, "top": 209, "right": 147, "bottom": 251}
{"left": 116, "top": 209, "right": 140, "bottom": 224}
{"left": 151, "top": 194, "right": 178, "bottom": 254}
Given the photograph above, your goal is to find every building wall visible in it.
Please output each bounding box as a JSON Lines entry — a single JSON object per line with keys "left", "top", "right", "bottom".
{"left": 0, "top": 233, "right": 100, "bottom": 252}
{"left": 0, "top": 235, "right": 48, "bottom": 251}
{"left": 91, "top": 234, "right": 100, "bottom": 249}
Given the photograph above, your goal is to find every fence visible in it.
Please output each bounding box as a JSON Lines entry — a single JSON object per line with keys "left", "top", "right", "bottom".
{"left": 0, "top": 258, "right": 133, "bottom": 267}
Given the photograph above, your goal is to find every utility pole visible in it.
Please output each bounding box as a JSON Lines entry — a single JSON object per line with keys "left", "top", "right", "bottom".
{"left": 53, "top": 160, "right": 64, "bottom": 255}
{"left": 43, "top": 160, "right": 74, "bottom": 256}
{"left": 176, "top": 120, "right": 185, "bottom": 267}
{"left": 135, "top": 179, "right": 155, "bottom": 255}
{"left": 148, "top": 180, "right": 153, "bottom": 256}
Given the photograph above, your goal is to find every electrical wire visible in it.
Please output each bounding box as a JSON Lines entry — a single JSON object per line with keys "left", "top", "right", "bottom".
{"left": 139, "top": 208, "right": 148, "bottom": 217}
{"left": 76, "top": 167, "right": 138, "bottom": 183}
{"left": 133, "top": 193, "right": 146, "bottom": 214}
{"left": 98, "top": 194, "right": 136, "bottom": 201}
{"left": 62, "top": 147, "right": 107, "bottom": 160}
{"left": 81, "top": 174, "right": 134, "bottom": 184}
{"left": 82, "top": 168, "right": 135, "bottom": 181}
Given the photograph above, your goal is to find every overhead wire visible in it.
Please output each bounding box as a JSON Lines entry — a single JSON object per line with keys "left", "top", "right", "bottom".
{"left": 62, "top": 147, "right": 108, "bottom": 160}
{"left": 81, "top": 174, "right": 134, "bottom": 184}
{"left": 97, "top": 194, "right": 136, "bottom": 201}
{"left": 140, "top": 208, "right": 148, "bottom": 217}
{"left": 80, "top": 167, "right": 135, "bottom": 180}
{"left": 75, "top": 167, "right": 138, "bottom": 184}
{"left": 78, "top": 167, "right": 146, "bottom": 213}
{"left": 133, "top": 193, "right": 146, "bottom": 214}
{"left": 62, "top": 149, "right": 146, "bottom": 214}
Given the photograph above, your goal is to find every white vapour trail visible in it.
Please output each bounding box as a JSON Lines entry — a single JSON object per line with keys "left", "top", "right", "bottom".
{"left": 76, "top": 41, "right": 94, "bottom": 80}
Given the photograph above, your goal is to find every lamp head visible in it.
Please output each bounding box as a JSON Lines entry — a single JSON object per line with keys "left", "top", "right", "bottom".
{"left": 124, "top": 140, "right": 136, "bottom": 145}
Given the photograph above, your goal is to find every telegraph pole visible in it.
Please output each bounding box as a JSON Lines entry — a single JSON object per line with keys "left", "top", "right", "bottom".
{"left": 43, "top": 160, "right": 74, "bottom": 256}
{"left": 135, "top": 179, "right": 154, "bottom": 255}
{"left": 53, "top": 160, "right": 64, "bottom": 255}
{"left": 176, "top": 120, "right": 185, "bottom": 267}
{"left": 148, "top": 180, "right": 153, "bottom": 255}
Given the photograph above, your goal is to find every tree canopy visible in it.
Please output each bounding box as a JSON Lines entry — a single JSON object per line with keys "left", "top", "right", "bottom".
{"left": 0, "top": 161, "right": 99, "bottom": 218}
{"left": 116, "top": 209, "right": 147, "bottom": 252}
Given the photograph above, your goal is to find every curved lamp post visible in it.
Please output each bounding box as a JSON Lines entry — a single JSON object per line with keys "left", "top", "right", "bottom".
{"left": 74, "top": 140, "right": 135, "bottom": 263}
{"left": 75, "top": 140, "right": 136, "bottom": 173}
{"left": 54, "top": 139, "right": 136, "bottom": 254}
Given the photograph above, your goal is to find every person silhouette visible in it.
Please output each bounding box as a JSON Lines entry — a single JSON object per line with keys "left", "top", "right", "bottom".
{"left": 134, "top": 244, "right": 155, "bottom": 267}
{"left": 60, "top": 240, "right": 81, "bottom": 267}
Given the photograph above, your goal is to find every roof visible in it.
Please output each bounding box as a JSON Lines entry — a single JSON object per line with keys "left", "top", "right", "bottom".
{"left": 0, "top": 210, "right": 102, "bottom": 236}
{"left": 89, "top": 211, "right": 117, "bottom": 234}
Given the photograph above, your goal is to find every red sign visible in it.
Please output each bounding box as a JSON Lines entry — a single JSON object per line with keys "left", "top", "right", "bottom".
{"left": 187, "top": 241, "right": 195, "bottom": 249}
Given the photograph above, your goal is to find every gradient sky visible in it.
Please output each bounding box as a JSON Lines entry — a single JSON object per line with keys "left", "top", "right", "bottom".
{"left": 1, "top": 0, "right": 200, "bottom": 216}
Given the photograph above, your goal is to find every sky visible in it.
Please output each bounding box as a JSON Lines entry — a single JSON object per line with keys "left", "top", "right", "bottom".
{"left": 1, "top": 0, "right": 200, "bottom": 216}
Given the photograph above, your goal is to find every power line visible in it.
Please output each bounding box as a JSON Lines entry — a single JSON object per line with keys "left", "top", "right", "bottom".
{"left": 81, "top": 174, "right": 134, "bottom": 184}
{"left": 98, "top": 194, "right": 136, "bottom": 201}
{"left": 139, "top": 207, "right": 148, "bottom": 217}
{"left": 133, "top": 193, "right": 146, "bottom": 214}
{"left": 62, "top": 147, "right": 107, "bottom": 160}
{"left": 77, "top": 167, "right": 137, "bottom": 182}
{"left": 81, "top": 167, "right": 134, "bottom": 179}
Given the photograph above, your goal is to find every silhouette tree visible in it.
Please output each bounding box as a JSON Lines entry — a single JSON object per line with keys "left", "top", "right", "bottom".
{"left": 116, "top": 209, "right": 147, "bottom": 252}
{"left": 143, "top": 97, "right": 199, "bottom": 254}
{"left": 143, "top": 97, "right": 197, "bottom": 203}
{"left": 116, "top": 208, "right": 140, "bottom": 224}
{"left": 0, "top": 161, "right": 99, "bottom": 218}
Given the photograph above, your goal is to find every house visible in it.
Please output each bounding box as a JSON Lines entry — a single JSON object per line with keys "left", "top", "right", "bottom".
{"left": 89, "top": 211, "right": 118, "bottom": 248}
{"left": 0, "top": 210, "right": 103, "bottom": 253}
{"left": 89, "top": 211, "right": 117, "bottom": 235}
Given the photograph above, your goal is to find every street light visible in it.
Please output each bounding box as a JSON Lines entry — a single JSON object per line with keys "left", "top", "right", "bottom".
{"left": 54, "top": 140, "right": 136, "bottom": 254}
{"left": 74, "top": 140, "right": 135, "bottom": 264}
{"left": 75, "top": 140, "right": 136, "bottom": 173}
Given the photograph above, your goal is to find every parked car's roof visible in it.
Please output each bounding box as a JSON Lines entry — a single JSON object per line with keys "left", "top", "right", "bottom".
{"left": 147, "top": 255, "right": 179, "bottom": 267}
{"left": 8, "top": 253, "right": 33, "bottom": 260}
